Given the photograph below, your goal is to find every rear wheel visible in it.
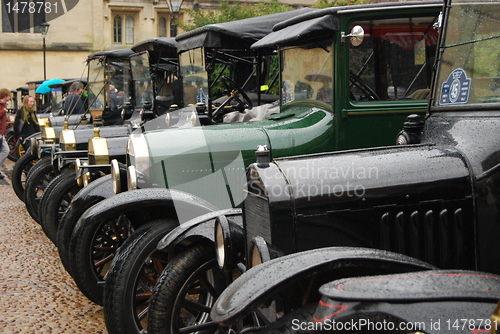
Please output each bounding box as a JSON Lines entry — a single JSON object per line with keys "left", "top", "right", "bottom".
{"left": 6, "top": 132, "right": 22, "bottom": 162}
{"left": 104, "top": 220, "right": 177, "bottom": 334}
{"left": 23, "top": 157, "right": 56, "bottom": 224}
{"left": 147, "top": 242, "right": 226, "bottom": 334}
{"left": 11, "top": 151, "right": 39, "bottom": 201}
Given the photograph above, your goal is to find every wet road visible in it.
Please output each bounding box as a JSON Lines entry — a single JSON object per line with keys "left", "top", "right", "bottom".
{"left": 0, "top": 159, "right": 106, "bottom": 333}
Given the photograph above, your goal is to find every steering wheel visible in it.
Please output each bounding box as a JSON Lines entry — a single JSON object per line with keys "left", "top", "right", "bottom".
{"left": 349, "top": 72, "right": 381, "bottom": 101}
{"left": 212, "top": 76, "right": 253, "bottom": 119}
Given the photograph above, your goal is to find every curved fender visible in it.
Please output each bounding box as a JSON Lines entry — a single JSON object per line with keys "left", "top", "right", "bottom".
{"left": 211, "top": 246, "right": 437, "bottom": 325}
{"left": 157, "top": 208, "right": 242, "bottom": 250}
{"left": 77, "top": 187, "right": 219, "bottom": 229}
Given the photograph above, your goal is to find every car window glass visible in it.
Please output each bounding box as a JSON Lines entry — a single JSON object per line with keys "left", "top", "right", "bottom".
{"left": 350, "top": 16, "right": 439, "bottom": 101}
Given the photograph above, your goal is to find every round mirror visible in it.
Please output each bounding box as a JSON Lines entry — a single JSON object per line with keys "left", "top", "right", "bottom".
{"left": 350, "top": 25, "right": 364, "bottom": 46}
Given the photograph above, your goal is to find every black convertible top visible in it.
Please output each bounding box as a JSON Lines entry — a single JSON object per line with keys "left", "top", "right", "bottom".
{"left": 252, "top": 1, "right": 442, "bottom": 49}
{"left": 175, "top": 7, "right": 316, "bottom": 52}
{"left": 87, "top": 48, "right": 135, "bottom": 61}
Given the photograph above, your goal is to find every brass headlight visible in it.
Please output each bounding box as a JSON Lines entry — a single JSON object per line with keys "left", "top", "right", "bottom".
{"left": 127, "top": 165, "right": 137, "bottom": 191}
{"left": 111, "top": 159, "right": 121, "bottom": 194}
{"left": 88, "top": 128, "right": 109, "bottom": 165}
{"left": 75, "top": 158, "right": 83, "bottom": 187}
{"left": 82, "top": 162, "right": 91, "bottom": 187}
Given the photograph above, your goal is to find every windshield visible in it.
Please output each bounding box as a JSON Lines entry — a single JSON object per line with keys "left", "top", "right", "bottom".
{"left": 281, "top": 42, "right": 333, "bottom": 105}
{"left": 180, "top": 48, "right": 209, "bottom": 106}
{"left": 131, "top": 52, "right": 153, "bottom": 108}
{"left": 434, "top": 0, "right": 500, "bottom": 106}
{"left": 87, "top": 57, "right": 131, "bottom": 112}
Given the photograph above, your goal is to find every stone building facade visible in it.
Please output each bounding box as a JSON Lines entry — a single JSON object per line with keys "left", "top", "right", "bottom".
{"left": 0, "top": 0, "right": 313, "bottom": 93}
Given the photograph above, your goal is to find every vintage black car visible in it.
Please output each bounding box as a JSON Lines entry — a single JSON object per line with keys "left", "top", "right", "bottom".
{"left": 194, "top": 0, "right": 500, "bottom": 331}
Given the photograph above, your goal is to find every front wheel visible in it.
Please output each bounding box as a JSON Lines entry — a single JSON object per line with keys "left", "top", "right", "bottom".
{"left": 147, "top": 242, "right": 226, "bottom": 334}
{"left": 23, "top": 156, "right": 56, "bottom": 224}
{"left": 11, "top": 151, "right": 39, "bottom": 201}
{"left": 39, "top": 172, "right": 82, "bottom": 245}
{"left": 104, "top": 220, "right": 177, "bottom": 334}
{"left": 70, "top": 212, "right": 134, "bottom": 305}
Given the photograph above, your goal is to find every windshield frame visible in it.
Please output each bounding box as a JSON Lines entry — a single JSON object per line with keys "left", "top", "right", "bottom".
{"left": 430, "top": 0, "right": 500, "bottom": 112}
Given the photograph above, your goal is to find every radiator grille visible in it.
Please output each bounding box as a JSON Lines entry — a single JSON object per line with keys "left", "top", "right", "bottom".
{"left": 380, "top": 207, "right": 468, "bottom": 268}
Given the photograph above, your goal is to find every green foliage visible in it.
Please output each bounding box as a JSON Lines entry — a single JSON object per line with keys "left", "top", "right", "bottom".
{"left": 311, "top": 0, "right": 371, "bottom": 9}
{"left": 178, "top": 1, "right": 292, "bottom": 31}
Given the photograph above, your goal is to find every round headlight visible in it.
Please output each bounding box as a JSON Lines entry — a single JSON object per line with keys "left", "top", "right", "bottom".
{"left": 249, "top": 236, "right": 271, "bottom": 268}
{"left": 111, "top": 159, "right": 121, "bottom": 194}
{"left": 75, "top": 158, "right": 83, "bottom": 187}
{"left": 30, "top": 138, "right": 39, "bottom": 156}
{"left": 215, "top": 219, "right": 226, "bottom": 269}
{"left": 82, "top": 162, "right": 90, "bottom": 187}
{"left": 127, "top": 165, "right": 137, "bottom": 191}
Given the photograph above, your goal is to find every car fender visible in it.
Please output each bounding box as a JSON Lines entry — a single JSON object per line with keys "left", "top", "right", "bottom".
{"left": 157, "top": 208, "right": 242, "bottom": 251}
{"left": 77, "top": 187, "right": 219, "bottom": 230}
{"left": 211, "top": 246, "right": 436, "bottom": 325}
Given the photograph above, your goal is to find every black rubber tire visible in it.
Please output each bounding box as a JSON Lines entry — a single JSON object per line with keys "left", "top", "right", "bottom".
{"left": 23, "top": 157, "right": 56, "bottom": 224}
{"left": 40, "top": 172, "right": 82, "bottom": 245}
{"left": 104, "top": 220, "right": 177, "bottom": 334}
{"left": 6, "top": 132, "right": 22, "bottom": 162}
{"left": 70, "top": 212, "right": 135, "bottom": 305}
{"left": 57, "top": 174, "right": 113, "bottom": 277}
{"left": 11, "top": 151, "right": 39, "bottom": 201}
{"left": 148, "top": 241, "right": 225, "bottom": 334}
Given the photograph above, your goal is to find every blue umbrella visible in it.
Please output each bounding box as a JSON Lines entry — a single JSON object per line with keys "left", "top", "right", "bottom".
{"left": 35, "top": 78, "right": 65, "bottom": 94}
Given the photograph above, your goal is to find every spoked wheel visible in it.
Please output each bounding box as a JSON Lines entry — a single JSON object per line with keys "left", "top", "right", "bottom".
{"left": 148, "top": 242, "right": 226, "bottom": 334}
{"left": 71, "top": 213, "right": 134, "bottom": 305}
{"left": 104, "top": 220, "right": 177, "bottom": 334}
{"left": 39, "top": 171, "right": 82, "bottom": 245}
{"left": 6, "top": 132, "right": 23, "bottom": 162}
{"left": 11, "top": 151, "right": 39, "bottom": 201}
{"left": 23, "top": 156, "right": 57, "bottom": 224}
{"left": 57, "top": 174, "right": 113, "bottom": 277}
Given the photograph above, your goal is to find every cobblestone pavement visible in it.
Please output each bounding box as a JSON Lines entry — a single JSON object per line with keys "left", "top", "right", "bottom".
{"left": 0, "top": 159, "right": 106, "bottom": 334}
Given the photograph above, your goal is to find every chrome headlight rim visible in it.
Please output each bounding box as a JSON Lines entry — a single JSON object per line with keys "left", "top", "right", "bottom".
{"left": 30, "top": 138, "right": 39, "bottom": 156}
{"left": 249, "top": 236, "right": 271, "bottom": 269}
{"left": 127, "top": 165, "right": 137, "bottom": 192}
{"left": 75, "top": 158, "right": 83, "bottom": 187}
{"left": 111, "top": 159, "right": 121, "bottom": 194}
{"left": 215, "top": 215, "right": 231, "bottom": 270}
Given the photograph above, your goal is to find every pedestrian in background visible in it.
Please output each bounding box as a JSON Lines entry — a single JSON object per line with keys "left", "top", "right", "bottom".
{"left": 14, "top": 95, "right": 40, "bottom": 150}
{"left": 64, "top": 81, "right": 86, "bottom": 114}
{"left": 0, "top": 88, "right": 12, "bottom": 179}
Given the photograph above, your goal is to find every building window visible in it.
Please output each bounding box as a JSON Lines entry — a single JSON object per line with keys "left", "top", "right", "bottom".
{"left": 125, "top": 16, "right": 134, "bottom": 44}
{"left": 114, "top": 14, "right": 122, "bottom": 43}
{"left": 159, "top": 16, "right": 167, "bottom": 37}
{"left": 2, "top": 0, "right": 46, "bottom": 33}
{"left": 113, "top": 13, "right": 135, "bottom": 45}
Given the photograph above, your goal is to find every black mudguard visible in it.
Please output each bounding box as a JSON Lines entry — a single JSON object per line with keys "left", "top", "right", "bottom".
{"left": 211, "top": 246, "right": 436, "bottom": 325}
{"left": 77, "top": 187, "right": 219, "bottom": 230}
{"left": 157, "top": 208, "right": 242, "bottom": 250}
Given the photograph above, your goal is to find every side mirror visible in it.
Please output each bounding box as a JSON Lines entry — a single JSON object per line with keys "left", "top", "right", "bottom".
{"left": 342, "top": 25, "right": 364, "bottom": 46}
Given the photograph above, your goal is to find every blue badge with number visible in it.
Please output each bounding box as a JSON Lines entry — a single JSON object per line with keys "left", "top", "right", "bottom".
{"left": 440, "top": 68, "right": 471, "bottom": 105}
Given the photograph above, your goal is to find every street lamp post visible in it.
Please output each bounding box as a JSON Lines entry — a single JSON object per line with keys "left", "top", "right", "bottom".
{"left": 166, "top": 0, "right": 184, "bottom": 37}
{"left": 40, "top": 21, "right": 50, "bottom": 81}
